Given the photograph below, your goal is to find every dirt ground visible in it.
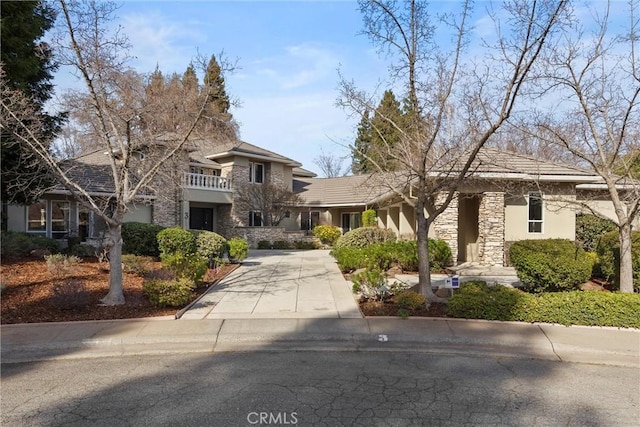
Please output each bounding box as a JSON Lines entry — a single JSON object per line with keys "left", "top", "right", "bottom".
{"left": 0, "top": 256, "right": 236, "bottom": 324}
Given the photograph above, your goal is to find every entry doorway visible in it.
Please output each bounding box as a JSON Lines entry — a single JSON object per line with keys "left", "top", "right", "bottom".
{"left": 457, "top": 195, "right": 481, "bottom": 262}
{"left": 190, "top": 207, "right": 214, "bottom": 231}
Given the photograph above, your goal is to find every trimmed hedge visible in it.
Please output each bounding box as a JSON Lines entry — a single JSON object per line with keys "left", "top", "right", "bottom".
{"left": 362, "top": 209, "right": 377, "bottom": 227}
{"left": 334, "top": 227, "right": 397, "bottom": 250}
{"left": 193, "top": 230, "right": 227, "bottom": 263}
{"left": 596, "top": 230, "right": 640, "bottom": 291}
{"left": 228, "top": 237, "right": 249, "bottom": 262}
{"left": 143, "top": 277, "right": 195, "bottom": 308}
{"left": 331, "top": 239, "right": 452, "bottom": 273}
{"left": 447, "top": 282, "right": 640, "bottom": 328}
{"left": 0, "top": 231, "right": 60, "bottom": 258}
{"left": 122, "top": 222, "right": 165, "bottom": 257}
{"left": 509, "top": 239, "right": 592, "bottom": 293}
{"left": 576, "top": 214, "right": 616, "bottom": 252}
{"left": 157, "top": 227, "right": 196, "bottom": 256}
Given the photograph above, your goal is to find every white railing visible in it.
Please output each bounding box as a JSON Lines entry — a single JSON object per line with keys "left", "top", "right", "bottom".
{"left": 183, "top": 173, "right": 232, "bottom": 191}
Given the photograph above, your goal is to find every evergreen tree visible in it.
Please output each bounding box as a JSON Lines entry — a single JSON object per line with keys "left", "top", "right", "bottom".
{"left": 352, "top": 109, "right": 373, "bottom": 174}
{"left": 182, "top": 64, "right": 199, "bottom": 93}
{"left": 1, "top": 0, "right": 64, "bottom": 205}
{"left": 203, "top": 54, "right": 230, "bottom": 114}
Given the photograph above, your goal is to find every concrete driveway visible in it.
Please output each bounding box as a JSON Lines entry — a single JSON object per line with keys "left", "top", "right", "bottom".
{"left": 180, "top": 250, "right": 362, "bottom": 319}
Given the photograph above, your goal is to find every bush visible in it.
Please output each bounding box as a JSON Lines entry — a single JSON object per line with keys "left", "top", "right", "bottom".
{"left": 143, "top": 277, "right": 195, "bottom": 308}
{"left": 312, "top": 225, "right": 341, "bottom": 245}
{"left": 351, "top": 267, "right": 389, "bottom": 301}
{"left": 121, "top": 254, "right": 153, "bottom": 276}
{"left": 272, "top": 240, "right": 292, "bottom": 249}
{"left": 160, "top": 252, "right": 207, "bottom": 284}
{"left": 228, "top": 237, "right": 249, "bottom": 262}
{"left": 576, "top": 214, "right": 616, "bottom": 252}
{"left": 1, "top": 231, "right": 60, "bottom": 258}
{"left": 50, "top": 278, "right": 89, "bottom": 310}
{"left": 157, "top": 227, "right": 196, "bottom": 256}
{"left": 394, "top": 240, "right": 419, "bottom": 271}
{"left": 194, "top": 231, "right": 227, "bottom": 265}
{"left": 293, "top": 240, "right": 321, "bottom": 250}
{"left": 446, "top": 281, "right": 531, "bottom": 321}
{"left": 45, "top": 254, "right": 82, "bottom": 277}
{"left": 509, "top": 239, "right": 592, "bottom": 293}
{"left": 428, "top": 239, "right": 453, "bottom": 270}
{"left": 122, "top": 222, "right": 165, "bottom": 257}
{"left": 257, "top": 240, "right": 272, "bottom": 249}
{"left": 447, "top": 282, "right": 640, "bottom": 328}
{"left": 362, "top": 209, "right": 377, "bottom": 227}
{"left": 596, "top": 230, "right": 640, "bottom": 291}
{"left": 393, "top": 290, "right": 426, "bottom": 311}
{"left": 334, "top": 226, "right": 396, "bottom": 250}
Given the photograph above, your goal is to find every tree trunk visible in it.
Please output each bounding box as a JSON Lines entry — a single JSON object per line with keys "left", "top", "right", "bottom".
{"left": 416, "top": 198, "right": 443, "bottom": 304}
{"left": 618, "top": 224, "right": 634, "bottom": 293}
{"left": 100, "top": 221, "right": 125, "bottom": 305}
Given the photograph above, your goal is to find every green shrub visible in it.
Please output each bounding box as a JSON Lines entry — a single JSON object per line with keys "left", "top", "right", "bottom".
{"left": 122, "top": 222, "right": 165, "bottom": 257}
{"left": 509, "top": 239, "right": 592, "bottom": 293}
{"left": 143, "top": 277, "right": 195, "bottom": 307}
{"left": 447, "top": 282, "right": 640, "bottom": 328}
{"left": 293, "top": 240, "right": 321, "bottom": 250}
{"left": 393, "top": 290, "right": 426, "bottom": 311}
{"left": 121, "top": 254, "right": 153, "bottom": 276}
{"left": 331, "top": 247, "right": 366, "bottom": 273}
{"left": 447, "top": 281, "right": 531, "bottom": 321}
{"left": 334, "top": 226, "right": 396, "bottom": 250}
{"left": 157, "top": 227, "right": 196, "bottom": 256}
{"left": 596, "top": 230, "right": 640, "bottom": 291}
{"left": 363, "top": 241, "right": 397, "bottom": 270}
{"left": 312, "top": 225, "right": 341, "bottom": 245}
{"left": 1, "top": 231, "right": 60, "bottom": 258}
{"left": 362, "top": 209, "right": 377, "bottom": 227}
{"left": 394, "top": 240, "right": 419, "bottom": 271}
{"left": 576, "top": 214, "right": 616, "bottom": 252}
{"left": 160, "top": 252, "right": 207, "bottom": 284}
{"left": 351, "top": 267, "right": 389, "bottom": 301}
{"left": 45, "top": 254, "right": 82, "bottom": 277}
{"left": 194, "top": 231, "right": 227, "bottom": 265}
{"left": 257, "top": 240, "right": 271, "bottom": 249}
{"left": 272, "top": 240, "right": 292, "bottom": 249}
{"left": 228, "top": 237, "right": 249, "bottom": 262}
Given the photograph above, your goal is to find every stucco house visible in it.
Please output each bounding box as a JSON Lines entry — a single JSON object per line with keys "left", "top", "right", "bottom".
{"left": 4, "top": 140, "right": 624, "bottom": 266}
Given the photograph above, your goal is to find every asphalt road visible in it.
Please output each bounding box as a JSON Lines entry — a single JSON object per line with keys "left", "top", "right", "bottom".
{"left": 2, "top": 351, "right": 638, "bottom": 426}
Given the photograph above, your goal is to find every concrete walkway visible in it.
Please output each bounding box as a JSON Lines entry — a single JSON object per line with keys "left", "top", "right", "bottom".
{"left": 180, "top": 250, "right": 362, "bottom": 319}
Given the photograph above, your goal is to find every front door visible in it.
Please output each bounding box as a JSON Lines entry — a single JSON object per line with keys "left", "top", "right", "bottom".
{"left": 190, "top": 207, "right": 214, "bottom": 231}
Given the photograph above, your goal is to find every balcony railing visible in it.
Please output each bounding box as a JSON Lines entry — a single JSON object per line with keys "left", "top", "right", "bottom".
{"left": 183, "top": 173, "right": 232, "bottom": 191}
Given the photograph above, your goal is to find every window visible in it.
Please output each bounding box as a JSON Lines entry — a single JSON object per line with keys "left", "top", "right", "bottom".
{"left": 341, "top": 212, "right": 361, "bottom": 233}
{"left": 249, "top": 162, "right": 264, "bottom": 183}
{"left": 27, "top": 201, "right": 47, "bottom": 233}
{"left": 249, "top": 211, "right": 262, "bottom": 227}
{"left": 528, "top": 192, "right": 543, "bottom": 233}
{"left": 27, "top": 200, "right": 70, "bottom": 238}
{"left": 300, "top": 211, "right": 320, "bottom": 231}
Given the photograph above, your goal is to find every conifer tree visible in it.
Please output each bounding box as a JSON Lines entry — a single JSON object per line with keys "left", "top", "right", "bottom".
{"left": 203, "top": 54, "right": 230, "bottom": 114}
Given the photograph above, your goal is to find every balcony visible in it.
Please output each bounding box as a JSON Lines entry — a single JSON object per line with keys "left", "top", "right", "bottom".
{"left": 183, "top": 173, "right": 232, "bottom": 191}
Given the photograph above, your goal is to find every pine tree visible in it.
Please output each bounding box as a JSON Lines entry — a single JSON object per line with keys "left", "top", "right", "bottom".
{"left": 1, "top": 0, "right": 64, "bottom": 206}
{"left": 203, "top": 54, "right": 230, "bottom": 114}
{"left": 182, "top": 64, "right": 199, "bottom": 93}
{"left": 352, "top": 109, "right": 373, "bottom": 174}
{"left": 370, "top": 89, "right": 403, "bottom": 171}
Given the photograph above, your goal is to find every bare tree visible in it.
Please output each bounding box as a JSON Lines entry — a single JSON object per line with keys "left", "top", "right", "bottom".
{"left": 234, "top": 182, "right": 303, "bottom": 226}
{"left": 314, "top": 147, "right": 349, "bottom": 177}
{"left": 338, "top": 0, "right": 567, "bottom": 303}
{"left": 530, "top": 0, "right": 640, "bottom": 293}
{"left": 0, "top": 0, "right": 236, "bottom": 305}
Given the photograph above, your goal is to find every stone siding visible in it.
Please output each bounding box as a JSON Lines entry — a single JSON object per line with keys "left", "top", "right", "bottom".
{"left": 151, "top": 152, "right": 188, "bottom": 228}
{"left": 432, "top": 193, "right": 459, "bottom": 262}
{"left": 231, "top": 226, "right": 318, "bottom": 249}
{"left": 478, "top": 192, "right": 505, "bottom": 266}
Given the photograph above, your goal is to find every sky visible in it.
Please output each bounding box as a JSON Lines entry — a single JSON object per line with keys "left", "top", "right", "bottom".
{"left": 51, "top": 0, "right": 396, "bottom": 176}
{"left": 48, "top": 0, "right": 631, "bottom": 176}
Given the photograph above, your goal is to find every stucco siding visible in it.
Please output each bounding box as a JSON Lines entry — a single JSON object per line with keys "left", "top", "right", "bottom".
{"left": 123, "top": 204, "right": 153, "bottom": 224}
{"left": 7, "top": 204, "right": 26, "bottom": 232}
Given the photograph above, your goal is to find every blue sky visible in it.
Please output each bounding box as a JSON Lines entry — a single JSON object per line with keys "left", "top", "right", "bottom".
{"left": 49, "top": 1, "right": 630, "bottom": 176}
{"left": 53, "top": 0, "right": 394, "bottom": 175}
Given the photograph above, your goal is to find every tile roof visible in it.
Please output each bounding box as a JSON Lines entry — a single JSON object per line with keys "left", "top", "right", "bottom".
{"left": 204, "top": 139, "right": 302, "bottom": 166}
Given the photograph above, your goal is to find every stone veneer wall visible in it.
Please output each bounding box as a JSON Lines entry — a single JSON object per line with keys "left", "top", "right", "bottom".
{"left": 152, "top": 152, "right": 188, "bottom": 228}
{"left": 432, "top": 193, "right": 459, "bottom": 262}
{"left": 231, "top": 227, "right": 318, "bottom": 248}
{"left": 477, "top": 192, "right": 505, "bottom": 266}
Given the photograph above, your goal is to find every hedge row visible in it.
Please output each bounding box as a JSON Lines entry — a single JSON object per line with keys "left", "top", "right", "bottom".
{"left": 331, "top": 239, "right": 452, "bottom": 273}
{"left": 596, "top": 230, "right": 640, "bottom": 291}
{"left": 447, "top": 281, "right": 640, "bottom": 328}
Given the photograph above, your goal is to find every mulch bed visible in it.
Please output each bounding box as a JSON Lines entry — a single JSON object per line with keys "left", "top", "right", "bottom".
{"left": 0, "top": 256, "right": 237, "bottom": 324}
{"left": 359, "top": 299, "right": 448, "bottom": 317}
